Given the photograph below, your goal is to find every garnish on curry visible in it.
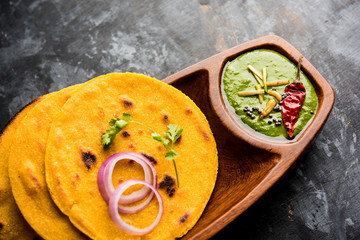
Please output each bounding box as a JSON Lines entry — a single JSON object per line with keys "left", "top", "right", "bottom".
{"left": 222, "top": 49, "right": 318, "bottom": 139}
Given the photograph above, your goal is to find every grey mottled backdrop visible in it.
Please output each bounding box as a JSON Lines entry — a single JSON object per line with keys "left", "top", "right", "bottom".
{"left": 1, "top": 0, "right": 359, "bottom": 239}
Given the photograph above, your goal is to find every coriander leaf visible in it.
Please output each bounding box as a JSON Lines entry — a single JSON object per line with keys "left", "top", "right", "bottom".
{"left": 101, "top": 132, "right": 112, "bottom": 147}
{"left": 165, "top": 149, "right": 178, "bottom": 160}
{"left": 109, "top": 118, "right": 120, "bottom": 126}
{"left": 165, "top": 124, "right": 183, "bottom": 147}
{"left": 165, "top": 124, "right": 177, "bottom": 142}
{"left": 123, "top": 113, "right": 132, "bottom": 121}
{"left": 115, "top": 119, "right": 128, "bottom": 129}
{"left": 148, "top": 133, "right": 170, "bottom": 150}
{"left": 102, "top": 127, "right": 121, "bottom": 149}
{"left": 146, "top": 123, "right": 183, "bottom": 188}
{"left": 101, "top": 114, "right": 132, "bottom": 149}
{"left": 173, "top": 128, "right": 183, "bottom": 143}
{"left": 150, "top": 132, "right": 163, "bottom": 141}
{"left": 163, "top": 138, "right": 170, "bottom": 146}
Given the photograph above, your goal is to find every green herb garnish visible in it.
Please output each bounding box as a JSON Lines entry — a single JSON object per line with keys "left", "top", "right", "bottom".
{"left": 101, "top": 113, "right": 183, "bottom": 187}
{"left": 147, "top": 124, "right": 183, "bottom": 187}
{"left": 101, "top": 113, "right": 132, "bottom": 149}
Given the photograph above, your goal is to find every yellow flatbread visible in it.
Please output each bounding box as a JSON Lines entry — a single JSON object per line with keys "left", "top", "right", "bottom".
{"left": 0, "top": 97, "right": 44, "bottom": 240}
{"left": 8, "top": 85, "right": 88, "bottom": 240}
{"left": 45, "top": 73, "right": 218, "bottom": 239}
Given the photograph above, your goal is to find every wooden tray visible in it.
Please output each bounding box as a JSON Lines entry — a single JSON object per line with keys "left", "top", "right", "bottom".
{"left": 162, "top": 35, "right": 335, "bottom": 239}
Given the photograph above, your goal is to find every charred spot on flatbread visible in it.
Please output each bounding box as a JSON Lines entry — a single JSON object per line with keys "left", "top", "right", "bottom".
{"left": 141, "top": 153, "right": 157, "bottom": 165}
{"left": 180, "top": 213, "right": 189, "bottom": 224}
{"left": 123, "top": 100, "right": 133, "bottom": 107}
{"left": 121, "top": 131, "right": 130, "bottom": 137}
{"left": 159, "top": 175, "right": 176, "bottom": 197}
{"left": 163, "top": 114, "right": 169, "bottom": 123}
{"left": 122, "top": 99, "right": 134, "bottom": 109}
{"left": 0, "top": 222, "right": 3, "bottom": 231}
{"left": 81, "top": 151, "right": 97, "bottom": 170}
{"left": 198, "top": 126, "right": 210, "bottom": 141}
{"left": 119, "top": 95, "right": 135, "bottom": 109}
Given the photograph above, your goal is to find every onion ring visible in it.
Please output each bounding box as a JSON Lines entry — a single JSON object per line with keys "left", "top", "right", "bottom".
{"left": 97, "top": 152, "right": 157, "bottom": 213}
{"left": 109, "top": 179, "right": 164, "bottom": 235}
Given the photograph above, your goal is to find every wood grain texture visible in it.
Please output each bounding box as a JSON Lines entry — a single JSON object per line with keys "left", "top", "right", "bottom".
{"left": 163, "top": 35, "right": 335, "bottom": 239}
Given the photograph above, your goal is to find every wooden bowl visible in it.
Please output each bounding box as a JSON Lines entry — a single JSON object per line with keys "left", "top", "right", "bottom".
{"left": 162, "top": 35, "right": 335, "bottom": 239}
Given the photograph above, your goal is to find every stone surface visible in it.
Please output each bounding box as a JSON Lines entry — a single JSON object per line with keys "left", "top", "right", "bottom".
{"left": 1, "top": 0, "right": 359, "bottom": 239}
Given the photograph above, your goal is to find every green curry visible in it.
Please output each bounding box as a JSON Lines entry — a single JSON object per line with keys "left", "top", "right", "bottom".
{"left": 222, "top": 49, "right": 318, "bottom": 139}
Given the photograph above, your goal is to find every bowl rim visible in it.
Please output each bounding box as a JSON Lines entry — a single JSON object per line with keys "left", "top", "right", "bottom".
{"left": 163, "top": 35, "right": 335, "bottom": 239}
{"left": 208, "top": 35, "right": 335, "bottom": 155}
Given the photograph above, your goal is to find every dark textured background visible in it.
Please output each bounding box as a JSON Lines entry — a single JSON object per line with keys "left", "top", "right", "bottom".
{"left": 1, "top": 0, "right": 359, "bottom": 239}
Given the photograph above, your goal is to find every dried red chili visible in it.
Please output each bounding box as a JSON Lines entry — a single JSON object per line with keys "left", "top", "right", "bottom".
{"left": 282, "top": 57, "right": 306, "bottom": 138}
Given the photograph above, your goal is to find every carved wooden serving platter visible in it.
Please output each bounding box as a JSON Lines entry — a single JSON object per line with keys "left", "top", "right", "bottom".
{"left": 162, "top": 35, "right": 335, "bottom": 239}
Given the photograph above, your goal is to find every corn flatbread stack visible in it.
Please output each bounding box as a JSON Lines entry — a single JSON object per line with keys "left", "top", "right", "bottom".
{"left": 8, "top": 85, "right": 88, "bottom": 240}
{"left": 45, "top": 73, "right": 218, "bottom": 239}
{"left": 0, "top": 97, "right": 44, "bottom": 240}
